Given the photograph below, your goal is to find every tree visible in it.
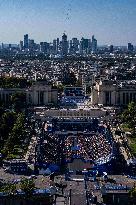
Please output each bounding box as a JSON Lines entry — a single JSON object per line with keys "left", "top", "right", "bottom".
{"left": 11, "top": 92, "right": 26, "bottom": 112}
{"left": 121, "top": 102, "right": 136, "bottom": 133}
{"left": 3, "top": 113, "right": 25, "bottom": 154}
{"left": 20, "top": 178, "right": 35, "bottom": 196}
{"left": 0, "top": 111, "right": 16, "bottom": 151}
{"left": 129, "top": 187, "right": 136, "bottom": 197}
{"left": 62, "top": 69, "right": 77, "bottom": 85}
{"left": 0, "top": 77, "right": 32, "bottom": 89}
{"left": 0, "top": 183, "right": 16, "bottom": 195}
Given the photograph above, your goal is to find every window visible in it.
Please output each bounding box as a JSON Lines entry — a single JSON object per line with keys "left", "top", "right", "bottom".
{"left": 133, "top": 93, "right": 135, "bottom": 102}
{"left": 40, "top": 91, "right": 44, "bottom": 105}
{"left": 105, "top": 91, "right": 111, "bottom": 105}
{"left": 126, "top": 93, "right": 129, "bottom": 104}
{"left": 130, "top": 93, "right": 132, "bottom": 102}
{"left": 118, "top": 93, "right": 120, "bottom": 104}
{"left": 123, "top": 93, "right": 125, "bottom": 104}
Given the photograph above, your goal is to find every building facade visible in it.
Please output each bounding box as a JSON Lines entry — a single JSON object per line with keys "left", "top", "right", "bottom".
{"left": 91, "top": 79, "right": 136, "bottom": 106}
{"left": 0, "top": 81, "right": 58, "bottom": 106}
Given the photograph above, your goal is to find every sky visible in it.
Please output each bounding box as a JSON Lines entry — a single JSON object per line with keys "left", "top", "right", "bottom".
{"left": 0, "top": 0, "right": 136, "bottom": 45}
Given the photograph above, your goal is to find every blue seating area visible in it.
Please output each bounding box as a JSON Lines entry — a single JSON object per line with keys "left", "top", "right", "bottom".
{"left": 94, "top": 184, "right": 131, "bottom": 191}
{"left": 127, "top": 175, "right": 136, "bottom": 180}
{"left": 0, "top": 188, "right": 53, "bottom": 197}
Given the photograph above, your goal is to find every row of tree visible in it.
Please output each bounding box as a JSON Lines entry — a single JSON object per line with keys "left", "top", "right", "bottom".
{"left": 121, "top": 102, "right": 136, "bottom": 157}
{"left": 0, "top": 104, "right": 31, "bottom": 159}
{"left": 121, "top": 102, "right": 136, "bottom": 134}
{"left": 0, "top": 111, "right": 17, "bottom": 151}
{"left": 0, "top": 77, "right": 32, "bottom": 88}
{"left": 3, "top": 112, "right": 25, "bottom": 156}
{"left": 0, "top": 178, "right": 35, "bottom": 196}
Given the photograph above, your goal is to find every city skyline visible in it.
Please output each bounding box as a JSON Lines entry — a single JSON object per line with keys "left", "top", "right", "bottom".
{"left": 0, "top": 0, "right": 136, "bottom": 45}
{"left": 0, "top": 33, "right": 134, "bottom": 48}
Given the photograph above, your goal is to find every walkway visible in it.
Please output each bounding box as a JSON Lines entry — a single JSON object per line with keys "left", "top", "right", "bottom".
{"left": 65, "top": 180, "right": 86, "bottom": 205}
{"left": 113, "top": 132, "right": 132, "bottom": 160}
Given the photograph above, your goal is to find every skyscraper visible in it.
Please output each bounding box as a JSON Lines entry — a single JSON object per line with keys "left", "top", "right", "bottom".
{"left": 128, "top": 43, "right": 134, "bottom": 52}
{"left": 92, "top": 35, "right": 97, "bottom": 53}
{"left": 61, "top": 33, "right": 68, "bottom": 56}
{"left": 69, "top": 40, "right": 73, "bottom": 54}
{"left": 29, "top": 39, "right": 35, "bottom": 51}
{"left": 80, "top": 38, "right": 90, "bottom": 54}
{"left": 53, "top": 39, "right": 57, "bottom": 54}
{"left": 40, "top": 42, "right": 49, "bottom": 54}
{"left": 109, "top": 45, "right": 114, "bottom": 53}
{"left": 72, "top": 38, "right": 79, "bottom": 53}
{"left": 19, "top": 40, "right": 23, "bottom": 51}
{"left": 57, "top": 38, "right": 59, "bottom": 53}
{"left": 24, "top": 34, "right": 29, "bottom": 49}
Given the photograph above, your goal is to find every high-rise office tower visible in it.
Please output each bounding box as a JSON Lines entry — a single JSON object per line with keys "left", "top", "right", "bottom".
{"left": 57, "top": 38, "right": 59, "bottom": 53}
{"left": 19, "top": 40, "right": 23, "bottom": 51}
{"left": 61, "top": 33, "right": 68, "bottom": 56}
{"left": 69, "top": 40, "right": 73, "bottom": 54}
{"left": 1, "top": 43, "right": 4, "bottom": 50}
{"left": 24, "top": 34, "right": 29, "bottom": 49}
{"left": 88, "top": 39, "right": 92, "bottom": 54}
{"left": 109, "top": 45, "right": 114, "bottom": 53}
{"left": 80, "top": 38, "right": 90, "bottom": 54}
{"left": 53, "top": 39, "right": 57, "bottom": 54}
{"left": 128, "top": 43, "right": 134, "bottom": 52}
{"left": 40, "top": 42, "right": 49, "bottom": 54}
{"left": 79, "top": 38, "right": 84, "bottom": 54}
{"left": 92, "top": 35, "right": 97, "bottom": 53}
{"left": 29, "top": 39, "right": 35, "bottom": 51}
{"left": 9, "top": 44, "right": 11, "bottom": 50}
{"left": 72, "top": 38, "right": 79, "bottom": 53}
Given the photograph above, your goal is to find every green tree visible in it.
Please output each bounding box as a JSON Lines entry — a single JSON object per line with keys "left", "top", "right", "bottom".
{"left": 121, "top": 102, "right": 136, "bottom": 133}
{"left": 11, "top": 92, "right": 26, "bottom": 112}
{"left": 0, "top": 183, "right": 16, "bottom": 195}
{"left": 4, "top": 113, "right": 25, "bottom": 154}
{"left": 0, "top": 111, "right": 16, "bottom": 151}
{"left": 0, "top": 77, "right": 32, "bottom": 88}
{"left": 62, "top": 69, "right": 77, "bottom": 85}
{"left": 129, "top": 187, "right": 136, "bottom": 197}
{"left": 20, "top": 178, "right": 35, "bottom": 196}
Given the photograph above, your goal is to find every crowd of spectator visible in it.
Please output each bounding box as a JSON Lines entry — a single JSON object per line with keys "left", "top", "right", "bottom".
{"left": 40, "top": 133, "right": 63, "bottom": 164}
{"left": 64, "top": 133, "right": 112, "bottom": 162}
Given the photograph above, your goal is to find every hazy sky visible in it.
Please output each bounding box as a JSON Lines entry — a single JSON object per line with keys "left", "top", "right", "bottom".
{"left": 0, "top": 0, "right": 136, "bottom": 45}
